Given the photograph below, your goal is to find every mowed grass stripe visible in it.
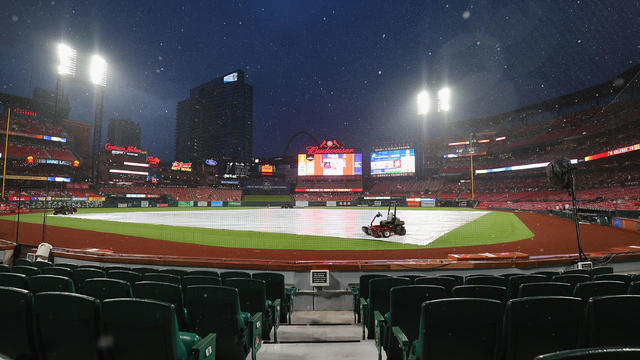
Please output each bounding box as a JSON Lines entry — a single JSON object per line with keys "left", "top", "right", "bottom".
{"left": 0, "top": 208, "right": 533, "bottom": 251}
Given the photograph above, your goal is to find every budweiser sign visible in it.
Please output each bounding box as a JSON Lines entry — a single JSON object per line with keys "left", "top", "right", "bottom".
{"left": 105, "top": 143, "right": 143, "bottom": 153}
{"left": 306, "top": 139, "right": 354, "bottom": 155}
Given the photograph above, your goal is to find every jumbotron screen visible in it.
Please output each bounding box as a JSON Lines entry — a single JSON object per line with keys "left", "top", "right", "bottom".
{"left": 370, "top": 149, "right": 416, "bottom": 177}
{"left": 297, "top": 153, "right": 362, "bottom": 176}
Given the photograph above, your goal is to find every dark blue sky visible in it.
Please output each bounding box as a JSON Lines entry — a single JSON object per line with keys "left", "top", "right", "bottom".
{"left": 1, "top": 1, "right": 638, "bottom": 160}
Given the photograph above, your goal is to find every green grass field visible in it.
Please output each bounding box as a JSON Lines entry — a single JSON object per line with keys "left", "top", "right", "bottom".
{"left": 0, "top": 207, "right": 533, "bottom": 251}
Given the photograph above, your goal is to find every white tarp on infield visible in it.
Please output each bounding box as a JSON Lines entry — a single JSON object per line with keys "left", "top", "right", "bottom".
{"left": 71, "top": 208, "right": 488, "bottom": 246}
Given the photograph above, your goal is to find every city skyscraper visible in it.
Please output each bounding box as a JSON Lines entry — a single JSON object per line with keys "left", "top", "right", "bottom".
{"left": 175, "top": 70, "right": 253, "bottom": 162}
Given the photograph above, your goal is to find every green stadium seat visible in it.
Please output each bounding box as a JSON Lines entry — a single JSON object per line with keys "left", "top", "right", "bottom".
{"left": 573, "top": 281, "right": 628, "bottom": 301}
{"left": 132, "top": 281, "right": 189, "bottom": 330}
{"left": 504, "top": 296, "right": 585, "bottom": 360}
{"left": 220, "top": 271, "right": 251, "bottom": 280}
{"left": 437, "top": 274, "right": 464, "bottom": 286}
{"left": 160, "top": 268, "right": 189, "bottom": 277}
{"left": 534, "top": 347, "right": 640, "bottom": 360}
{"left": 80, "top": 278, "right": 132, "bottom": 300}
{"left": 632, "top": 274, "right": 640, "bottom": 282}
{"left": 465, "top": 275, "right": 508, "bottom": 287}
{"left": 187, "top": 270, "right": 220, "bottom": 278}
{"left": 452, "top": 285, "right": 507, "bottom": 303}
{"left": 0, "top": 287, "right": 36, "bottom": 359}
{"left": 54, "top": 263, "right": 78, "bottom": 270}
{"left": 11, "top": 265, "right": 41, "bottom": 277}
{"left": 465, "top": 273, "right": 493, "bottom": 278}
{"left": 143, "top": 272, "right": 181, "bottom": 286}
{"left": 71, "top": 268, "right": 106, "bottom": 291}
{"left": 351, "top": 274, "right": 389, "bottom": 323}
{"left": 30, "top": 275, "right": 75, "bottom": 294}
{"left": 31, "top": 261, "right": 53, "bottom": 269}
{"left": 130, "top": 267, "right": 156, "bottom": 275}
{"left": 365, "top": 277, "right": 411, "bottom": 340}
{"left": 104, "top": 265, "right": 130, "bottom": 272}
{"left": 0, "top": 264, "right": 9, "bottom": 272}
{"left": 40, "top": 266, "right": 72, "bottom": 277}
{"left": 586, "top": 295, "right": 640, "bottom": 347}
{"left": 33, "top": 292, "right": 101, "bottom": 360}
{"left": 532, "top": 271, "right": 560, "bottom": 278}
{"left": 507, "top": 274, "right": 548, "bottom": 298}
{"left": 224, "top": 278, "right": 278, "bottom": 342}
{"left": 398, "top": 274, "right": 423, "bottom": 283}
{"left": 588, "top": 267, "right": 614, "bottom": 277}
{"left": 517, "top": 282, "right": 572, "bottom": 297}
{"left": 106, "top": 269, "right": 143, "bottom": 285}
{"left": 500, "top": 273, "right": 526, "bottom": 279}
{"left": 0, "top": 272, "right": 30, "bottom": 290}
{"left": 414, "top": 276, "right": 456, "bottom": 295}
{"left": 185, "top": 285, "right": 259, "bottom": 360}
{"left": 76, "top": 264, "right": 104, "bottom": 271}
{"left": 594, "top": 274, "right": 632, "bottom": 287}
{"left": 629, "top": 281, "right": 640, "bottom": 295}
{"left": 102, "top": 298, "right": 216, "bottom": 360}
{"left": 381, "top": 285, "right": 446, "bottom": 360}
{"left": 182, "top": 275, "right": 221, "bottom": 291}
{"left": 553, "top": 274, "right": 591, "bottom": 292}
{"left": 405, "top": 298, "right": 503, "bottom": 360}
{"left": 0, "top": 353, "right": 14, "bottom": 360}
{"left": 252, "top": 272, "right": 287, "bottom": 324}
{"left": 563, "top": 269, "right": 590, "bottom": 276}
{"left": 15, "top": 258, "right": 32, "bottom": 266}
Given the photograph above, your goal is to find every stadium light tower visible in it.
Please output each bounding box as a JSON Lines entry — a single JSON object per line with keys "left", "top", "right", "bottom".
{"left": 89, "top": 54, "right": 107, "bottom": 182}
{"left": 438, "top": 87, "right": 451, "bottom": 112}
{"left": 417, "top": 90, "right": 430, "bottom": 115}
{"left": 54, "top": 43, "right": 77, "bottom": 123}
{"left": 56, "top": 43, "right": 77, "bottom": 76}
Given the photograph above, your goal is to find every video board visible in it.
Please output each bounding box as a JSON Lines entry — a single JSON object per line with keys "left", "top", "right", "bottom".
{"left": 370, "top": 149, "right": 415, "bottom": 177}
{"left": 297, "top": 153, "right": 362, "bottom": 176}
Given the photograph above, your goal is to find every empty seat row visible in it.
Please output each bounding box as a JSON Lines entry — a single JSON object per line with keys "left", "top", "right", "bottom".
{"left": 377, "top": 289, "right": 640, "bottom": 360}
{"left": 0, "top": 274, "right": 283, "bottom": 341}
{"left": 352, "top": 273, "right": 640, "bottom": 327}
{"left": 0, "top": 286, "right": 216, "bottom": 360}
{"left": 2, "top": 264, "right": 295, "bottom": 324}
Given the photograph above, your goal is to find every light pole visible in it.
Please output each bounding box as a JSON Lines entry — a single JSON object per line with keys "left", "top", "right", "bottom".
{"left": 89, "top": 55, "right": 107, "bottom": 182}
{"left": 54, "top": 43, "right": 108, "bottom": 183}
{"left": 416, "top": 90, "right": 429, "bottom": 179}
{"left": 54, "top": 43, "right": 77, "bottom": 123}
{"left": 416, "top": 87, "right": 451, "bottom": 179}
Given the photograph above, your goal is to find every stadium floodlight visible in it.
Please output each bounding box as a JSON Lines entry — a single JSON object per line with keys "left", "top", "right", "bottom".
{"left": 437, "top": 87, "right": 451, "bottom": 112}
{"left": 89, "top": 54, "right": 107, "bottom": 87}
{"left": 56, "top": 43, "right": 77, "bottom": 76}
{"left": 417, "top": 90, "right": 430, "bottom": 115}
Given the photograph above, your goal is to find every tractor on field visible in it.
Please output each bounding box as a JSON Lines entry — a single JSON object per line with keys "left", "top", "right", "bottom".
{"left": 361, "top": 203, "right": 406, "bottom": 238}
{"left": 53, "top": 205, "right": 77, "bottom": 215}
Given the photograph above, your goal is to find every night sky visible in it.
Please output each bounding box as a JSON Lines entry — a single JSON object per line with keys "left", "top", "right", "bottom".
{"left": 1, "top": 1, "right": 639, "bottom": 161}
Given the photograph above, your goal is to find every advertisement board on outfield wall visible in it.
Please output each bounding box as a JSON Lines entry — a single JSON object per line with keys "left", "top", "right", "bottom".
{"left": 296, "top": 201, "right": 309, "bottom": 207}
{"left": 197, "top": 201, "right": 208, "bottom": 207}
{"left": 177, "top": 201, "right": 193, "bottom": 207}
{"left": 228, "top": 201, "right": 242, "bottom": 206}
{"left": 210, "top": 201, "right": 223, "bottom": 207}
